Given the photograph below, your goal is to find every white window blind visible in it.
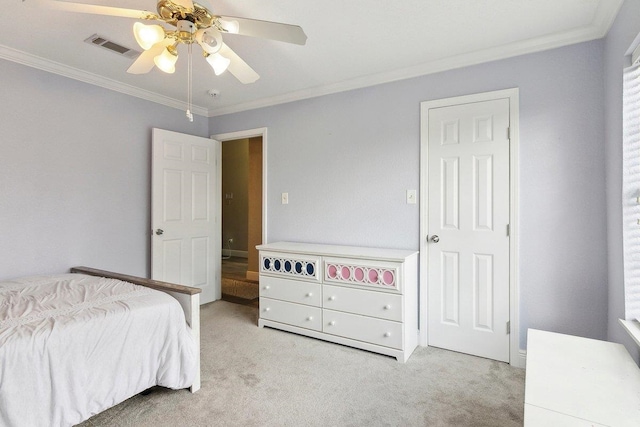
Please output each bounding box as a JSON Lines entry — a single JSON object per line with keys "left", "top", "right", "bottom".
{"left": 623, "top": 63, "right": 640, "bottom": 320}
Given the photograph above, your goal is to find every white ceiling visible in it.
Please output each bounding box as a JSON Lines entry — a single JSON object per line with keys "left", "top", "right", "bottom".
{"left": 0, "top": 0, "right": 623, "bottom": 116}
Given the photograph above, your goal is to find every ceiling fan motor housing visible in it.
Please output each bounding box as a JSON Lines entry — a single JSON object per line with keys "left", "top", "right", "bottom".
{"left": 176, "top": 20, "right": 196, "bottom": 41}
{"left": 157, "top": 0, "right": 215, "bottom": 28}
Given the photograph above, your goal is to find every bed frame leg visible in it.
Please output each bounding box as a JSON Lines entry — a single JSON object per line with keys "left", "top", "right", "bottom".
{"left": 189, "top": 293, "right": 201, "bottom": 393}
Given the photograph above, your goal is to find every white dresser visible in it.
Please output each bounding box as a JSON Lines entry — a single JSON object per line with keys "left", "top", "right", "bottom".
{"left": 257, "top": 242, "right": 419, "bottom": 362}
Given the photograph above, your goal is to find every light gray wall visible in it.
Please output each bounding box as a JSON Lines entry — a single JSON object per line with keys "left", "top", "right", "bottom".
{"left": 210, "top": 40, "right": 608, "bottom": 350}
{"left": 0, "top": 32, "right": 613, "bottom": 353}
{"left": 0, "top": 59, "right": 209, "bottom": 280}
{"left": 604, "top": 0, "right": 640, "bottom": 361}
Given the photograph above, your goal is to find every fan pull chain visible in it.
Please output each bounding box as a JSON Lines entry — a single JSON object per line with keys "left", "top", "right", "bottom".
{"left": 186, "top": 43, "right": 194, "bottom": 122}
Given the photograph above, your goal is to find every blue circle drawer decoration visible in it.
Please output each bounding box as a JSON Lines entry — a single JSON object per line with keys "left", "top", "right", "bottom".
{"left": 261, "top": 255, "right": 317, "bottom": 279}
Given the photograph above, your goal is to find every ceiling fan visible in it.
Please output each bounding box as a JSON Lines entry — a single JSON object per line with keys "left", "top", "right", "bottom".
{"left": 26, "top": 0, "right": 307, "bottom": 119}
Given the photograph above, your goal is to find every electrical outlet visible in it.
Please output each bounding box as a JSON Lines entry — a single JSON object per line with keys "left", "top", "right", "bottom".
{"left": 281, "top": 192, "right": 289, "bottom": 204}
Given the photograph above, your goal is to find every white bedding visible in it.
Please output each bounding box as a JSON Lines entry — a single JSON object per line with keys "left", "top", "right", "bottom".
{"left": 0, "top": 273, "right": 197, "bottom": 427}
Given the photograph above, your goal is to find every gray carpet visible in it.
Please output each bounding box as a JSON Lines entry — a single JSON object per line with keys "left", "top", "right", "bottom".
{"left": 80, "top": 301, "right": 525, "bottom": 426}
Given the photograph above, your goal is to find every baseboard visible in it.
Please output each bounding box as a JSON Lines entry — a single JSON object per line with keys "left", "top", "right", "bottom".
{"left": 416, "top": 338, "right": 528, "bottom": 368}
{"left": 222, "top": 249, "right": 248, "bottom": 258}
{"left": 519, "top": 349, "right": 527, "bottom": 368}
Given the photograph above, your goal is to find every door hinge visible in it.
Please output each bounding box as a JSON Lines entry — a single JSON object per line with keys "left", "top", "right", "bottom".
{"left": 507, "top": 224, "right": 510, "bottom": 237}
{"left": 507, "top": 127, "right": 510, "bottom": 140}
{"left": 506, "top": 321, "right": 511, "bottom": 334}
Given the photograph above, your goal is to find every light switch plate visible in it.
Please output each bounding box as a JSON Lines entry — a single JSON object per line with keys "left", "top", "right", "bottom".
{"left": 281, "top": 192, "right": 289, "bottom": 205}
{"left": 407, "top": 189, "right": 417, "bottom": 204}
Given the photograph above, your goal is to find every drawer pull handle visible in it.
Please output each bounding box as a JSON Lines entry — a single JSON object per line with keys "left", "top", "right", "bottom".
{"left": 264, "top": 285, "right": 270, "bottom": 290}
{"left": 307, "top": 316, "right": 314, "bottom": 321}
{"left": 328, "top": 296, "right": 336, "bottom": 301}
{"left": 384, "top": 332, "right": 391, "bottom": 338}
{"left": 329, "top": 321, "right": 336, "bottom": 326}
{"left": 383, "top": 304, "right": 391, "bottom": 310}
{"left": 264, "top": 307, "right": 271, "bottom": 312}
{"left": 306, "top": 293, "right": 313, "bottom": 297}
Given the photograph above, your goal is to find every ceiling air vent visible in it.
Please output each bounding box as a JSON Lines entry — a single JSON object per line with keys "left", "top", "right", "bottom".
{"left": 84, "top": 34, "right": 140, "bottom": 59}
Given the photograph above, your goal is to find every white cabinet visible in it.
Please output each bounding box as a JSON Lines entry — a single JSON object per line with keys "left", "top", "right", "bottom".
{"left": 524, "top": 329, "right": 640, "bottom": 427}
{"left": 257, "top": 242, "right": 419, "bottom": 362}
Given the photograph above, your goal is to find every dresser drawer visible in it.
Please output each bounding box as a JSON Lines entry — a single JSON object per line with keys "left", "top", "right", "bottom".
{"left": 260, "top": 275, "right": 321, "bottom": 307}
{"left": 323, "top": 309, "right": 403, "bottom": 349}
{"left": 260, "top": 297, "right": 322, "bottom": 331}
{"left": 323, "top": 256, "right": 401, "bottom": 292}
{"left": 260, "top": 251, "right": 322, "bottom": 283}
{"left": 323, "top": 284, "right": 402, "bottom": 322}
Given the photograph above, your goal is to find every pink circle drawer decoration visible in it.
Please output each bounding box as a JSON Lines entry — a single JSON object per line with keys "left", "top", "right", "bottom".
{"left": 325, "top": 261, "right": 397, "bottom": 289}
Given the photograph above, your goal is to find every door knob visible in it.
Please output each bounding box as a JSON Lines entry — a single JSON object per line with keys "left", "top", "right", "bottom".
{"left": 155, "top": 228, "right": 164, "bottom": 235}
{"left": 430, "top": 235, "right": 439, "bottom": 243}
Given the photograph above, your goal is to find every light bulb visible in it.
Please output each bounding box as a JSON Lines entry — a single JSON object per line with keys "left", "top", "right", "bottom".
{"left": 206, "top": 53, "right": 231, "bottom": 75}
{"left": 195, "top": 28, "right": 222, "bottom": 54}
{"left": 133, "top": 22, "right": 165, "bottom": 50}
{"left": 218, "top": 19, "right": 239, "bottom": 34}
{"left": 154, "top": 48, "right": 178, "bottom": 74}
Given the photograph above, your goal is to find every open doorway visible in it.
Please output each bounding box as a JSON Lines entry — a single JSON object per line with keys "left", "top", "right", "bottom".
{"left": 220, "top": 135, "right": 263, "bottom": 306}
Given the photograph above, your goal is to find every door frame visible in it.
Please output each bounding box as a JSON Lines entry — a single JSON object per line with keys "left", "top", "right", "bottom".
{"left": 419, "top": 88, "right": 522, "bottom": 367}
{"left": 212, "top": 127, "right": 268, "bottom": 246}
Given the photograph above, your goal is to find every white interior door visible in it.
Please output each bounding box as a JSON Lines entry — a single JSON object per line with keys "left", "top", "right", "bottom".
{"left": 152, "top": 128, "right": 221, "bottom": 305}
{"left": 427, "top": 98, "right": 510, "bottom": 362}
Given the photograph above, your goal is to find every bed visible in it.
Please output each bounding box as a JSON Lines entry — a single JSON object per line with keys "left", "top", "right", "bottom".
{"left": 0, "top": 266, "right": 201, "bottom": 427}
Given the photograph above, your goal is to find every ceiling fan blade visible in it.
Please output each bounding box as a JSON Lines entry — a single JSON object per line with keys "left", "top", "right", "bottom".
{"left": 27, "top": 0, "right": 158, "bottom": 20}
{"left": 220, "top": 43, "right": 260, "bottom": 84}
{"left": 219, "top": 16, "right": 307, "bottom": 45}
{"left": 127, "top": 39, "right": 172, "bottom": 74}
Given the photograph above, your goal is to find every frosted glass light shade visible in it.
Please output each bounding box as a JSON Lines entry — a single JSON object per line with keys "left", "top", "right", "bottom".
{"left": 206, "top": 53, "right": 231, "bottom": 75}
{"left": 218, "top": 19, "right": 239, "bottom": 34}
{"left": 133, "top": 22, "right": 165, "bottom": 50}
{"left": 154, "top": 48, "right": 178, "bottom": 73}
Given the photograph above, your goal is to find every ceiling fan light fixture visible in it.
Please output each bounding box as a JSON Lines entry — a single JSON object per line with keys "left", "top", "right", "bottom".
{"left": 154, "top": 46, "right": 178, "bottom": 73}
{"left": 218, "top": 18, "right": 239, "bottom": 34}
{"left": 206, "top": 52, "right": 231, "bottom": 75}
{"left": 133, "top": 22, "right": 165, "bottom": 50}
{"left": 195, "top": 28, "right": 222, "bottom": 54}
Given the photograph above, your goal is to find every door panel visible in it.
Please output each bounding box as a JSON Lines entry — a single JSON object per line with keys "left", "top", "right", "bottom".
{"left": 163, "top": 170, "right": 183, "bottom": 221}
{"left": 427, "top": 99, "right": 510, "bottom": 362}
{"left": 152, "top": 128, "right": 221, "bottom": 305}
{"left": 474, "top": 155, "right": 493, "bottom": 230}
{"left": 441, "top": 157, "right": 460, "bottom": 229}
{"left": 474, "top": 253, "right": 494, "bottom": 331}
{"left": 162, "top": 239, "right": 182, "bottom": 284}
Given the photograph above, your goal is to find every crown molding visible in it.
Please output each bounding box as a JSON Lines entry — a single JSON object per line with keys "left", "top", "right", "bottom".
{"left": 593, "top": 0, "right": 624, "bottom": 38}
{"left": 0, "top": 0, "right": 623, "bottom": 119}
{"left": 0, "top": 44, "right": 208, "bottom": 117}
{"left": 207, "top": 20, "right": 615, "bottom": 117}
